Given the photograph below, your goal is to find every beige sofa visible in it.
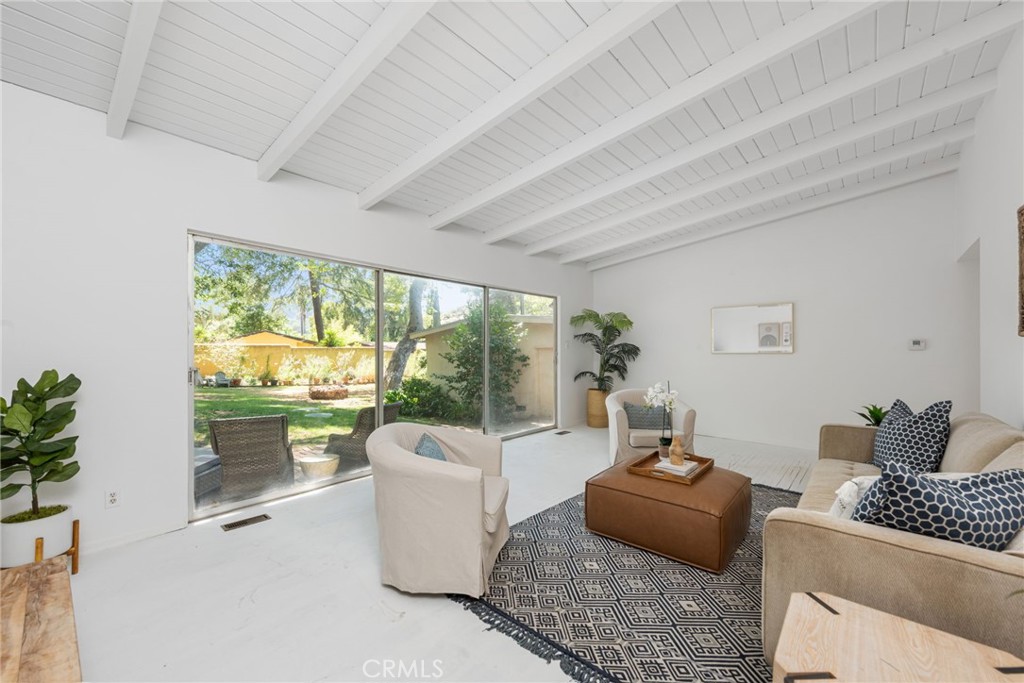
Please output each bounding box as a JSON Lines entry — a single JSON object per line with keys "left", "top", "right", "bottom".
{"left": 762, "top": 412, "right": 1024, "bottom": 663}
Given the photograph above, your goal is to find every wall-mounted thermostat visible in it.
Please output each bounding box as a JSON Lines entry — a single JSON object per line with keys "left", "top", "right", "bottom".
{"left": 908, "top": 339, "right": 927, "bottom": 351}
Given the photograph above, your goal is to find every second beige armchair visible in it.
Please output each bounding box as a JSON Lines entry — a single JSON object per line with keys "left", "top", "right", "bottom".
{"left": 606, "top": 388, "right": 696, "bottom": 465}
{"left": 365, "top": 423, "right": 510, "bottom": 597}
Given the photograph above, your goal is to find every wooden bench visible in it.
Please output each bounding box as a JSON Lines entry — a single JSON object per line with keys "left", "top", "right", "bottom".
{"left": 1, "top": 557, "right": 81, "bottom": 682}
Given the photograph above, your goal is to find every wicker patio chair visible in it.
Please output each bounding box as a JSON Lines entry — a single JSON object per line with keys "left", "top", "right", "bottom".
{"left": 208, "top": 415, "right": 295, "bottom": 499}
{"left": 324, "top": 402, "right": 403, "bottom": 464}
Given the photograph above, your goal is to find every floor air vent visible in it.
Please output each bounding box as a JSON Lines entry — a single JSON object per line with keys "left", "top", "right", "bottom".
{"left": 221, "top": 514, "right": 270, "bottom": 531}
{"left": 555, "top": 430, "right": 571, "bottom": 435}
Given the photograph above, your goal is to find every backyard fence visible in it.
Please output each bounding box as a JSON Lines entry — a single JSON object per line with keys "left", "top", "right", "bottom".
{"left": 195, "top": 343, "right": 424, "bottom": 384}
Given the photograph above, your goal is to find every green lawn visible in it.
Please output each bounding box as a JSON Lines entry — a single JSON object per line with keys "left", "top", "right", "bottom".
{"left": 193, "top": 386, "right": 371, "bottom": 447}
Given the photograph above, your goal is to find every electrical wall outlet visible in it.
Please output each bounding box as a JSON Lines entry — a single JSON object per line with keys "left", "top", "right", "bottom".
{"left": 106, "top": 490, "right": 120, "bottom": 508}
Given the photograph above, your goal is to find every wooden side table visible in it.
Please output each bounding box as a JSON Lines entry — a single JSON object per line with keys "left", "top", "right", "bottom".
{"left": 1, "top": 557, "right": 81, "bottom": 682}
{"left": 773, "top": 592, "right": 1024, "bottom": 682}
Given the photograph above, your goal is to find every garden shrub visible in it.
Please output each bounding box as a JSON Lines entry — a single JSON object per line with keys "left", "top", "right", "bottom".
{"left": 440, "top": 302, "right": 528, "bottom": 424}
{"left": 395, "top": 377, "right": 461, "bottom": 420}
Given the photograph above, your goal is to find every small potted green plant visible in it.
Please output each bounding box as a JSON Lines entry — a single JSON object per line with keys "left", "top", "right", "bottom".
{"left": 855, "top": 404, "right": 889, "bottom": 426}
{"left": 277, "top": 356, "right": 299, "bottom": 386}
{"left": 259, "top": 356, "right": 273, "bottom": 386}
{"left": 1, "top": 370, "right": 81, "bottom": 568}
{"left": 227, "top": 352, "right": 248, "bottom": 387}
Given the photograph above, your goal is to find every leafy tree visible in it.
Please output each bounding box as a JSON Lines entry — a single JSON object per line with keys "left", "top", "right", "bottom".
{"left": 193, "top": 243, "right": 402, "bottom": 344}
{"left": 231, "top": 304, "right": 289, "bottom": 338}
{"left": 440, "top": 302, "right": 529, "bottom": 424}
{"left": 384, "top": 278, "right": 425, "bottom": 391}
{"left": 489, "top": 290, "right": 553, "bottom": 317}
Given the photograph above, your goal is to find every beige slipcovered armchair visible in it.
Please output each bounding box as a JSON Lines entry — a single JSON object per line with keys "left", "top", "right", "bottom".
{"left": 365, "top": 423, "right": 510, "bottom": 597}
{"left": 606, "top": 388, "right": 696, "bottom": 465}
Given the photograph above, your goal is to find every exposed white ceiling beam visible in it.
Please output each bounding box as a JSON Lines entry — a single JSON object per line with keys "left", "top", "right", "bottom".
{"left": 257, "top": 2, "right": 434, "bottom": 182}
{"left": 506, "top": 4, "right": 1021, "bottom": 249}
{"left": 106, "top": 0, "right": 163, "bottom": 139}
{"left": 525, "top": 74, "right": 995, "bottom": 255}
{"left": 356, "top": 2, "right": 671, "bottom": 210}
{"left": 426, "top": 1, "right": 882, "bottom": 231}
{"left": 586, "top": 157, "right": 960, "bottom": 272}
{"left": 560, "top": 124, "right": 973, "bottom": 264}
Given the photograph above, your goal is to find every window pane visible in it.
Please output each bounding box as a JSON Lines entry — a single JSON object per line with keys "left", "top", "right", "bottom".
{"left": 382, "top": 273, "right": 484, "bottom": 432}
{"left": 487, "top": 290, "right": 556, "bottom": 436}
{"left": 192, "top": 240, "right": 377, "bottom": 518}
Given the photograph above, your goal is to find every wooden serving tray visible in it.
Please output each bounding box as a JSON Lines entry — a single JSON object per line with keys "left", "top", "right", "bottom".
{"left": 627, "top": 452, "right": 714, "bottom": 485}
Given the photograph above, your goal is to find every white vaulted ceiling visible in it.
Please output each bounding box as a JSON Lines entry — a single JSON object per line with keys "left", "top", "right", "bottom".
{"left": 3, "top": 1, "right": 1021, "bottom": 269}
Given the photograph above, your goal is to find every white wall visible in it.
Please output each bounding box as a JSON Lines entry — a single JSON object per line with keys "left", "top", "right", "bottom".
{"left": 593, "top": 173, "right": 980, "bottom": 450}
{"left": 0, "top": 85, "right": 592, "bottom": 552}
{"left": 954, "top": 28, "right": 1024, "bottom": 428}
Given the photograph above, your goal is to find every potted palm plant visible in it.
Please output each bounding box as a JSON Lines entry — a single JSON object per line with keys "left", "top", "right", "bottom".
{"left": 571, "top": 309, "right": 641, "bottom": 427}
{"left": 1, "top": 369, "right": 81, "bottom": 568}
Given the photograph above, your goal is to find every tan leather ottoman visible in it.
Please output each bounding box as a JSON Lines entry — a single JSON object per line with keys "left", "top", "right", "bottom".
{"left": 585, "top": 457, "right": 751, "bottom": 573}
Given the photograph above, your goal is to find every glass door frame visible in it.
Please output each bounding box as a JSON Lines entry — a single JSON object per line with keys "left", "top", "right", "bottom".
{"left": 187, "top": 231, "right": 559, "bottom": 520}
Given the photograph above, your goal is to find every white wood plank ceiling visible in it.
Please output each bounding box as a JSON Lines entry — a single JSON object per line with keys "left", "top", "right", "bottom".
{"left": 3, "top": 1, "right": 1020, "bottom": 270}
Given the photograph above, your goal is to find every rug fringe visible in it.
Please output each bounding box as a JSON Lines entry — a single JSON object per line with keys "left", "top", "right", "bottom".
{"left": 450, "top": 595, "right": 621, "bottom": 683}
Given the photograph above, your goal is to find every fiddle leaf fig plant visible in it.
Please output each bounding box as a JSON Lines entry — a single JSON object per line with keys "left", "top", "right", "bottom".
{"left": 1, "top": 370, "right": 82, "bottom": 519}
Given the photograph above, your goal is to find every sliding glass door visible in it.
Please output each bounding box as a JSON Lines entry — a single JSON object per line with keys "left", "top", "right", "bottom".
{"left": 191, "top": 239, "right": 380, "bottom": 517}
{"left": 190, "top": 235, "right": 558, "bottom": 518}
{"left": 382, "top": 274, "right": 484, "bottom": 432}
{"left": 487, "top": 290, "right": 557, "bottom": 436}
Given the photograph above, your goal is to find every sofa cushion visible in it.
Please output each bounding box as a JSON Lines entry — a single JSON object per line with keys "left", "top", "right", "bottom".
{"left": 624, "top": 402, "right": 663, "bottom": 430}
{"left": 482, "top": 475, "right": 509, "bottom": 533}
{"left": 872, "top": 399, "right": 951, "bottom": 472}
{"left": 628, "top": 429, "right": 679, "bottom": 448}
{"left": 852, "top": 462, "right": 1024, "bottom": 551}
{"left": 1006, "top": 529, "right": 1024, "bottom": 559}
{"left": 798, "top": 459, "right": 881, "bottom": 513}
{"left": 982, "top": 442, "right": 1024, "bottom": 474}
{"left": 942, "top": 413, "right": 1024, "bottom": 473}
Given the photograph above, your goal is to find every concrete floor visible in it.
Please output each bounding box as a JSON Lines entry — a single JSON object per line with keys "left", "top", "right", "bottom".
{"left": 71, "top": 426, "right": 814, "bottom": 682}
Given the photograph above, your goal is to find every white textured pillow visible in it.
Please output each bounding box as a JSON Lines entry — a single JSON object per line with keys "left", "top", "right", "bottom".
{"left": 828, "top": 476, "right": 879, "bottom": 520}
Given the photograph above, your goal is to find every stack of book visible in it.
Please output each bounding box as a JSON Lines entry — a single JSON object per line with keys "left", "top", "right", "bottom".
{"left": 654, "top": 459, "right": 699, "bottom": 477}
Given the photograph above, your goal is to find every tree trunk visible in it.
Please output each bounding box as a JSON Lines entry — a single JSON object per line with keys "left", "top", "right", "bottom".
{"left": 430, "top": 286, "right": 440, "bottom": 327}
{"left": 384, "top": 279, "right": 425, "bottom": 390}
{"left": 308, "top": 269, "right": 325, "bottom": 342}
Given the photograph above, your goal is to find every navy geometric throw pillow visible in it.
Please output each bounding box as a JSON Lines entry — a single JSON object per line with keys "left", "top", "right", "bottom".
{"left": 850, "top": 476, "right": 887, "bottom": 521}
{"left": 624, "top": 402, "right": 663, "bottom": 430}
{"left": 414, "top": 433, "right": 447, "bottom": 461}
{"left": 871, "top": 399, "right": 952, "bottom": 472}
{"left": 853, "top": 462, "right": 1024, "bottom": 551}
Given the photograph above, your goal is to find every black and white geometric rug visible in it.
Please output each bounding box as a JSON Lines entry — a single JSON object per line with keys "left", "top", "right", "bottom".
{"left": 451, "top": 484, "right": 800, "bottom": 683}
